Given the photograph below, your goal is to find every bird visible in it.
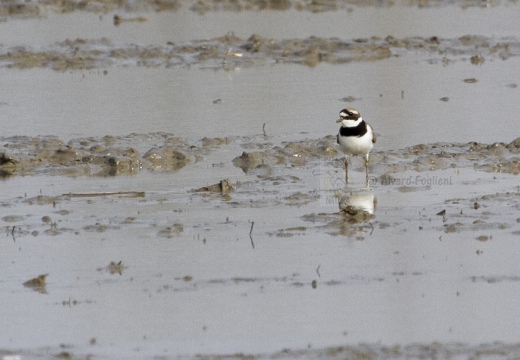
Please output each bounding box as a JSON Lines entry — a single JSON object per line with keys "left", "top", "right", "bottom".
{"left": 336, "top": 108, "right": 376, "bottom": 186}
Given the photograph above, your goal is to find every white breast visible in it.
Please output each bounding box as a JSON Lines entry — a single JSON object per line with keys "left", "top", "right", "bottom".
{"left": 337, "top": 124, "right": 374, "bottom": 155}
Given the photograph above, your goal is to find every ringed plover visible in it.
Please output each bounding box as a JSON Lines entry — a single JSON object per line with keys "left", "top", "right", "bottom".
{"left": 336, "top": 108, "right": 376, "bottom": 185}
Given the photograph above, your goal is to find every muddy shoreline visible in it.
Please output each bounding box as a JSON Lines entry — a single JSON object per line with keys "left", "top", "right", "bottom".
{"left": 187, "top": 342, "right": 520, "bottom": 360}
{"left": 0, "top": 34, "right": 518, "bottom": 71}
{"left": 4, "top": 341, "right": 520, "bottom": 360}
{"left": 3, "top": 133, "right": 520, "bottom": 244}
{"left": 2, "top": 134, "right": 519, "bottom": 177}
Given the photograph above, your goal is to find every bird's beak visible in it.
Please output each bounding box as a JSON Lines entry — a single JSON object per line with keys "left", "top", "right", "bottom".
{"left": 336, "top": 118, "right": 343, "bottom": 123}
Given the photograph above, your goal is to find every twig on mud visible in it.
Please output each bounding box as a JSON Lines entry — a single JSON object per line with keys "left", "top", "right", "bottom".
{"left": 249, "top": 221, "right": 255, "bottom": 249}
{"left": 316, "top": 264, "right": 321, "bottom": 278}
{"left": 262, "top": 123, "right": 267, "bottom": 136}
{"left": 63, "top": 191, "right": 145, "bottom": 198}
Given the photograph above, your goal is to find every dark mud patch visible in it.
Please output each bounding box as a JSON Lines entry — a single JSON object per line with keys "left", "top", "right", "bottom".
{"left": 5, "top": 342, "right": 520, "bottom": 360}
{"left": 233, "top": 136, "right": 338, "bottom": 173}
{"left": 371, "top": 138, "right": 520, "bottom": 175}
{"left": 23, "top": 274, "right": 48, "bottom": 294}
{"left": 143, "top": 146, "right": 190, "bottom": 171}
{"left": 83, "top": 222, "right": 120, "bottom": 233}
{"left": 0, "top": 34, "right": 519, "bottom": 71}
{"left": 188, "top": 0, "right": 518, "bottom": 13}
{"left": 469, "top": 275, "right": 520, "bottom": 283}
{"left": 267, "top": 226, "right": 307, "bottom": 238}
{"left": 0, "top": 133, "right": 208, "bottom": 176}
{"left": 187, "top": 342, "right": 520, "bottom": 360}
{"left": 157, "top": 223, "right": 184, "bottom": 238}
{"left": 97, "top": 261, "right": 126, "bottom": 275}
{"left": 2, "top": 133, "right": 520, "bottom": 181}
{"left": 193, "top": 179, "right": 234, "bottom": 194}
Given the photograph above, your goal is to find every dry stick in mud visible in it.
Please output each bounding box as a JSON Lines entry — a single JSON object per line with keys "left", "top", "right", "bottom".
{"left": 249, "top": 221, "right": 255, "bottom": 249}
{"left": 63, "top": 191, "right": 145, "bottom": 198}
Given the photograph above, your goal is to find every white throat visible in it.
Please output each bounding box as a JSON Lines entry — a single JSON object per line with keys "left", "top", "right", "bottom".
{"left": 341, "top": 116, "right": 363, "bottom": 128}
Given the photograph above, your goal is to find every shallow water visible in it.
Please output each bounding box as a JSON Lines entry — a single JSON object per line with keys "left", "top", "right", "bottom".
{"left": 2, "top": 5, "right": 520, "bottom": 46}
{"left": 2, "top": 135, "right": 520, "bottom": 358}
{"left": 2, "top": 56, "right": 520, "bottom": 149}
{"left": 2, "top": 1, "right": 520, "bottom": 359}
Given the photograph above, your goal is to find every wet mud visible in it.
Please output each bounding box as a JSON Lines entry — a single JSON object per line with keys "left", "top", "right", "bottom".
{"left": 0, "top": 133, "right": 201, "bottom": 177}
{"left": 2, "top": 342, "right": 518, "bottom": 360}
{"left": 2, "top": 134, "right": 519, "bottom": 177}
{"left": 97, "top": 261, "right": 126, "bottom": 275}
{"left": 2, "top": 134, "right": 519, "bottom": 246}
{"left": 0, "top": 34, "right": 519, "bottom": 71}
{"left": 193, "top": 179, "right": 234, "bottom": 193}
{"left": 22, "top": 274, "right": 48, "bottom": 294}
{"left": 1, "top": 0, "right": 519, "bottom": 73}
{"left": 184, "top": 342, "right": 520, "bottom": 359}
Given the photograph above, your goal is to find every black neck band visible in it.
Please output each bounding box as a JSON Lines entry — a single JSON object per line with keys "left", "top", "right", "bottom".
{"left": 339, "top": 121, "right": 367, "bottom": 137}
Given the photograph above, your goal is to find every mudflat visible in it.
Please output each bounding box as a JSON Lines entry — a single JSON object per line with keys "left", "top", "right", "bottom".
{"left": 2, "top": 1, "right": 520, "bottom": 359}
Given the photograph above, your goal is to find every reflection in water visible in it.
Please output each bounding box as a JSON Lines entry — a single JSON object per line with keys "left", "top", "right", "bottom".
{"left": 326, "top": 189, "right": 377, "bottom": 239}
{"left": 338, "top": 190, "right": 376, "bottom": 217}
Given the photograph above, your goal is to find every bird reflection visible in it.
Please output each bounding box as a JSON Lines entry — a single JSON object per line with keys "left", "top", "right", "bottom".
{"left": 338, "top": 190, "right": 376, "bottom": 217}
{"left": 334, "top": 190, "right": 377, "bottom": 238}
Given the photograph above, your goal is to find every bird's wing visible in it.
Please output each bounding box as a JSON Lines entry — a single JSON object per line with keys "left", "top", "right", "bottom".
{"left": 369, "top": 124, "right": 377, "bottom": 144}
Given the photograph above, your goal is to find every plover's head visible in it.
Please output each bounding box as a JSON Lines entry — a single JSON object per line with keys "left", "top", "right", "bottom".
{"left": 336, "top": 108, "right": 362, "bottom": 127}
